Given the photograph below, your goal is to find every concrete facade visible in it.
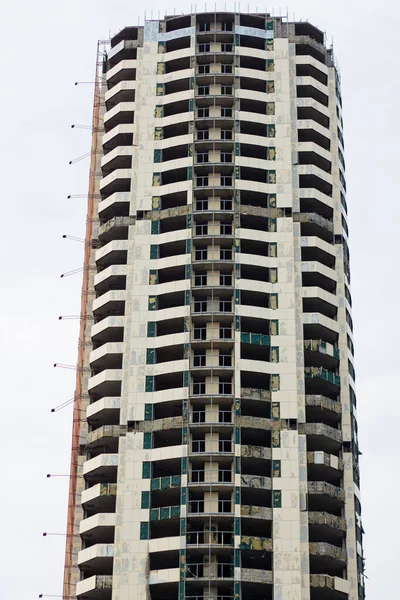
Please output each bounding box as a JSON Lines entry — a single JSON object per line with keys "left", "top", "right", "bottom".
{"left": 63, "top": 12, "right": 365, "bottom": 600}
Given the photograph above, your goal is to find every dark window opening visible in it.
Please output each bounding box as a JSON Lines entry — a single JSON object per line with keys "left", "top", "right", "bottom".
{"left": 166, "top": 36, "right": 190, "bottom": 53}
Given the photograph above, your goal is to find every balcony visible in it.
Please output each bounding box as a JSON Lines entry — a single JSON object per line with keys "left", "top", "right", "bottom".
{"left": 193, "top": 225, "right": 234, "bottom": 242}
{"left": 310, "top": 574, "right": 350, "bottom": 598}
{"left": 240, "top": 332, "right": 271, "bottom": 347}
{"left": 302, "top": 288, "right": 338, "bottom": 321}
{"left": 91, "top": 316, "right": 124, "bottom": 345}
{"left": 295, "top": 211, "right": 333, "bottom": 242}
{"left": 240, "top": 387, "right": 271, "bottom": 402}
{"left": 92, "top": 288, "right": 125, "bottom": 315}
{"left": 309, "top": 541, "right": 347, "bottom": 570}
{"left": 304, "top": 339, "right": 339, "bottom": 370}
{"left": 307, "top": 450, "right": 343, "bottom": 474}
{"left": 187, "top": 499, "right": 233, "bottom": 516}
{"left": 151, "top": 475, "right": 181, "bottom": 492}
{"left": 190, "top": 438, "right": 233, "bottom": 456}
{"left": 106, "top": 59, "right": 136, "bottom": 89}
{"left": 103, "top": 103, "right": 135, "bottom": 134}
{"left": 98, "top": 216, "right": 133, "bottom": 243}
{"left": 308, "top": 481, "right": 345, "bottom": 512}
{"left": 185, "top": 562, "right": 234, "bottom": 581}
{"left": 305, "top": 395, "right": 341, "bottom": 421}
{"left": 102, "top": 123, "right": 134, "bottom": 154}
{"left": 86, "top": 397, "right": 120, "bottom": 426}
{"left": 305, "top": 367, "right": 340, "bottom": 397}
{"left": 76, "top": 575, "right": 112, "bottom": 599}
{"left": 86, "top": 425, "right": 126, "bottom": 451}
{"left": 196, "top": 65, "right": 235, "bottom": 84}
{"left": 150, "top": 505, "right": 180, "bottom": 521}
{"left": 89, "top": 343, "right": 124, "bottom": 372}
{"left": 77, "top": 543, "right": 114, "bottom": 572}
{"left": 94, "top": 266, "right": 127, "bottom": 297}
{"left": 192, "top": 252, "right": 234, "bottom": 269}
{"left": 240, "top": 475, "right": 272, "bottom": 490}
{"left": 304, "top": 423, "right": 342, "bottom": 454}
{"left": 190, "top": 410, "right": 233, "bottom": 429}
{"left": 81, "top": 483, "right": 117, "bottom": 513}
{"left": 83, "top": 454, "right": 118, "bottom": 483}
{"left": 189, "top": 468, "right": 234, "bottom": 490}
{"left": 241, "top": 445, "right": 272, "bottom": 460}
{"left": 192, "top": 305, "right": 234, "bottom": 327}
{"left": 97, "top": 191, "right": 131, "bottom": 222}
{"left": 308, "top": 512, "right": 346, "bottom": 539}
{"left": 101, "top": 147, "right": 133, "bottom": 180}
{"left": 105, "top": 75, "right": 136, "bottom": 104}
{"left": 236, "top": 415, "right": 272, "bottom": 432}
{"left": 149, "top": 568, "right": 180, "bottom": 586}
{"left": 302, "top": 314, "right": 339, "bottom": 348}
{"left": 100, "top": 169, "right": 131, "bottom": 200}
{"left": 80, "top": 513, "right": 116, "bottom": 543}
{"left": 186, "top": 529, "right": 234, "bottom": 548}
{"left": 241, "top": 569, "right": 273, "bottom": 585}
{"left": 95, "top": 240, "right": 128, "bottom": 269}
{"left": 87, "top": 369, "right": 122, "bottom": 398}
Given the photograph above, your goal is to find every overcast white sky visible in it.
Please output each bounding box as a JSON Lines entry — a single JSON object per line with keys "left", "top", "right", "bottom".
{"left": 1, "top": 0, "right": 398, "bottom": 598}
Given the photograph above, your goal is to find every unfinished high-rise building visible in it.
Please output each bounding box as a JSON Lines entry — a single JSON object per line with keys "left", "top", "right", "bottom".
{"left": 63, "top": 12, "right": 365, "bottom": 600}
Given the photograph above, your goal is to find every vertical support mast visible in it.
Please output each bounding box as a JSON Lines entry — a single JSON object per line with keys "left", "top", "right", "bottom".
{"left": 62, "top": 40, "right": 107, "bottom": 600}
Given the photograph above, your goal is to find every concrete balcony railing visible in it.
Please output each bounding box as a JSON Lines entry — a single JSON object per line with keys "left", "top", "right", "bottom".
{"left": 241, "top": 505, "right": 273, "bottom": 521}
{"left": 239, "top": 536, "right": 272, "bottom": 551}
{"left": 149, "top": 568, "right": 180, "bottom": 585}
{"left": 138, "top": 415, "right": 184, "bottom": 433}
{"left": 307, "top": 451, "right": 343, "bottom": 472}
{"left": 97, "top": 191, "right": 131, "bottom": 220}
{"left": 99, "top": 169, "right": 131, "bottom": 200}
{"left": 240, "top": 387, "right": 271, "bottom": 402}
{"left": 241, "top": 568, "right": 273, "bottom": 585}
{"left": 93, "top": 265, "right": 127, "bottom": 289}
{"left": 98, "top": 216, "right": 134, "bottom": 242}
{"left": 303, "top": 422, "right": 342, "bottom": 444}
{"left": 308, "top": 511, "right": 347, "bottom": 533}
{"left": 91, "top": 316, "right": 125, "bottom": 343}
{"left": 80, "top": 513, "right": 116, "bottom": 538}
{"left": 304, "top": 339, "right": 339, "bottom": 359}
{"left": 86, "top": 397, "right": 121, "bottom": 424}
{"left": 309, "top": 542, "right": 347, "bottom": 564}
{"left": 76, "top": 575, "right": 113, "bottom": 598}
{"left": 81, "top": 483, "right": 117, "bottom": 509}
{"left": 305, "top": 394, "right": 342, "bottom": 417}
{"left": 102, "top": 123, "right": 135, "bottom": 149}
{"left": 92, "top": 290, "right": 126, "bottom": 314}
{"left": 240, "top": 474, "right": 272, "bottom": 490}
{"left": 241, "top": 444, "right": 272, "bottom": 460}
{"left": 83, "top": 454, "right": 118, "bottom": 481}
{"left": 236, "top": 415, "right": 272, "bottom": 431}
{"left": 89, "top": 342, "right": 124, "bottom": 369}
{"left": 105, "top": 78, "right": 136, "bottom": 103}
{"left": 310, "top": 574, "right": 350, "bottom": 596}
{"left": 86, "top": 425, "right": 127, "bottom": 449}
{"left": 308, "top": 481, "right": 345, "bottom": 501}
{"left": 106, "top": 59, "right": 137, "bottom": 88}
{"left": 103, "top": 102, "right": 135, "bottom": 131}
{"left": 87, "top": 369, "right": 122, "bottom": 398}
{"left": 77, "top": 543, "right": 114, "bottom": 569}
{"left": 95, "top": 239, "right": 129, "bottom": 265}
